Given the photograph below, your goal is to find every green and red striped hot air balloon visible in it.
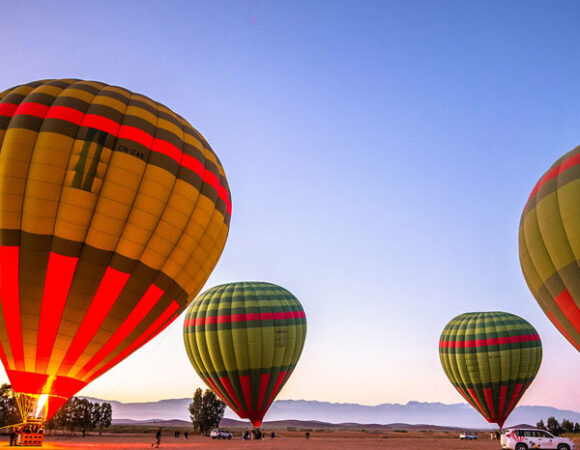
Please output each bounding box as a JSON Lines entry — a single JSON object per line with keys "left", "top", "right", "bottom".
{"left": 520, "top": 146, "right": 580, "bottom": 352}
{"left": 183, "top": 282, "right": 307, "bottom": 428}
{"left": 439, "top": 312, "right": 542, "bottom": 429}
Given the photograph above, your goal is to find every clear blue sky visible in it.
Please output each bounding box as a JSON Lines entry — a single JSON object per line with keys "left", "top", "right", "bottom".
{"left": 0, "top": 0, "right": 579, "bottom": 414}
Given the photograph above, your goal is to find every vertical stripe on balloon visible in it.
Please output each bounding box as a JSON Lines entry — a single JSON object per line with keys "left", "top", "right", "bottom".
{"left": 0, "top": 246, "right": 24, "bottom": 371}
{"left": 35, "top": 253, "right": 79, "bottom": 373}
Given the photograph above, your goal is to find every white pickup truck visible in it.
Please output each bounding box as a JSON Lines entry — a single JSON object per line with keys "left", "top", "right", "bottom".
{"left": 501, "top": 428, "right": 575, "bottom": 450}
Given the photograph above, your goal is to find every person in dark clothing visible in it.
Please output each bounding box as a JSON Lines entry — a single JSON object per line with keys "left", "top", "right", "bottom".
{"left": 184, "top": 431, "right": 188, "bottom": 439}
{"left": 9, "top": 428, "right": 16, "bottom": 446}
{"left": 152, "top": 428, "right": 162, "bottom": 448}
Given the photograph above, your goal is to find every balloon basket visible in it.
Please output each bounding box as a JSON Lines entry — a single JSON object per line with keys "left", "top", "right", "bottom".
{"left": 10, "top": 418, "right": 45, "bottom": 447}
{"left": 17, "top": 431, "right": 44, "bottom": 447}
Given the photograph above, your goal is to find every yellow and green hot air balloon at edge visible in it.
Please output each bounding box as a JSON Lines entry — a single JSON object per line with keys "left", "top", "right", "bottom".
{"left": 519, "top": 146, "right": 580, "bottom": 352}
{"left": 439, "top": 312, "right": 542, "bottom": 429}
{"left": 0, "top": 79, "right": 231, "bottom": 423}
{"left": 183, "top": 281, "right": 307, "bottom": 428}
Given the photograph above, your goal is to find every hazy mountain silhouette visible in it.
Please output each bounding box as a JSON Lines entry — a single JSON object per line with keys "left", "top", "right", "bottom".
{"left": 84, "top": 397, "right": 580, "bottom": 429}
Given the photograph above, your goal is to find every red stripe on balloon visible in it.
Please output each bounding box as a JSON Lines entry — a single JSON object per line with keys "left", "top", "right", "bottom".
{"left": 35, "top": 253, "right": 79, "bottom": 373}
{"left": 15, "top": 102, "right": 49, "bottom": 118}
{"left": 7, "top": 370, "right": 48, "bottom": 395}
{"left": 483, "top": 387, "right": 495, "bottom": 422}
{"left": 88, "top": 301, "right": 179, "bottom": 382}
{"left": 439, "top": 334, "right": 540, "bottom": 348}
{"left": 45, "top": 105, "right": 84, "bottom": 125}
{"left": 118, "top": 125, "right": 154, "bottom": 148}
{"left": 203, "top": 170, "right": 220, "bottom": 193}
{"left": 0, "top": 103, "right": 18, "bottom": 116}
{"left": 547, "top": 311, "right": 580, "bottom": 351}
{"left": 257, "top": 373, "right": 270, "bottom": 411}
{"left": 554, "top": 289, "right": 580, "bottom": 334}
{"left": 239, "top": 375, "right": 253, "bottom": 415}
{"left": 185, "top": 310, "right": 305, "bottom": 327}
{"left": 219, "top": 376, "right": 245, "bottom": 415}
{"left": 0, "top": 246, "right": 24, "bottom": 371}
{"left": 59, "top": 267, "right": 130, "bottom": 374}
{"left": 75, "top": 284, "right": 164, "bottom": 379}
{"left": 153, "top": 138, "right": 182, "bottom": 163}
{"left": 181, "top": 154, "right": 205, "bottom": 178}
{"left": 81, "top": 114, "right": 120, "bottom": 136}
{"left": 498, "top": 384, "right": 508, "bottom": 420}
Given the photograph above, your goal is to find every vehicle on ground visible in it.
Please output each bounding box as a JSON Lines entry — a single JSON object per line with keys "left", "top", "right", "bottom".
{"left": 459, "top": 432, "right": 478, "bottom": 440}
{"left": 501, "top": 428, "right": 575, "bottom": 450}
{"left": 210, "top": 429, "right": 232, "bottom": 440}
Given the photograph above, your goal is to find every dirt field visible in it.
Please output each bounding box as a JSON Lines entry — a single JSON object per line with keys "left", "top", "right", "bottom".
{"left": 1, "top": 431, "right": 577, "bottom": 449}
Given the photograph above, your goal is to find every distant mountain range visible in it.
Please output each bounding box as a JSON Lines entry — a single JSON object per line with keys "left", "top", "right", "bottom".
{"left": 85, "top": 397, "right": 580, "bottom": 429}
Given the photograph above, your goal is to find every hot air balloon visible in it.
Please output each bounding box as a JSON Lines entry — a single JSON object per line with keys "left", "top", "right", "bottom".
{"left": 439, "top": 312, "right": 542, "bottom": 428}
{"left": 519, "top": 146, "right": 580, "bottom": 352}
{"left": 0, "top": 79, "right": 231, "bottom": 425}
{"left": 183, "top": 282, "right": 306, "bottom": 428}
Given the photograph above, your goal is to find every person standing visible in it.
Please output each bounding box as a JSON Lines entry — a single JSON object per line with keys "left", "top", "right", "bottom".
{"left": 152, "top": 428, "right": 162, "bottom": 448}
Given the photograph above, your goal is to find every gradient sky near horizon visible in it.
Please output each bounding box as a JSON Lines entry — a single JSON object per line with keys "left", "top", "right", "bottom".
{"left": 0, "top": 0, "right": 579, "bottom": 415}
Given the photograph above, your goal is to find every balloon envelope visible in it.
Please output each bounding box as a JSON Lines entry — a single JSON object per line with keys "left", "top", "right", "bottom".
{"left": 183, "top": 282, "right": 307, "bottom": 427}
{"left": 0, "top": 79, "right": 231, "bottom": 420}
{"left": 519, "top": 146, "right": 580, "bottom": 352}
{"left": 439, "top": 312, "right": 542, "bottom": 428}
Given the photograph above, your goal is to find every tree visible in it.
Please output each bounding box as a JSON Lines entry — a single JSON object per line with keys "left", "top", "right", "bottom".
{"left": 90, "top": 403, "right": 102, "bottom": 433}
{"left": 44, "top": 398, "right": 110, "bottom": 436}
{"left": 546, "top": 417, "right": 562, "bottom": 436}
{"left": 537, "top": 419, "right": 547, "bottom": 430}
{"left": 98, "top": 403, "right": 112, "bottom": 435}
{"left": 0, "top": 384, "right": 19, "bottom": 428}
{"left": 188, "top": 388, "right": 225, "bottom": 436}
{"left": 574, "top": 422, "right": 580, "bottom": 433}
{"left": 70, "top": 398, "right": 93, "bottom": 433}
{"left": 561, "top": 418, "right": 574, "bottom": 434}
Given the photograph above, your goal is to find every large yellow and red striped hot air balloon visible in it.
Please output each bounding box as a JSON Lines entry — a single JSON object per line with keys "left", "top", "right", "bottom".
{"left": 520, "top": 146, "right": 580, "bottom": 352}
{"left": 183, "top": 282, "right": 307, "bottom": 428}
{"left": 0, "top": 79, "right": 231, "bottom": 424}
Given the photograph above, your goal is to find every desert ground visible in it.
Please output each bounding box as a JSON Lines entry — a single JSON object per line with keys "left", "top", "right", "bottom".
{"left": 2, "top": 431, "right": 578, "bottom": 449}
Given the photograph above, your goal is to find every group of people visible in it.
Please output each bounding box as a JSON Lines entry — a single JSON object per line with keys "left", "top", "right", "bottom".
{"left": 9, "top": 423, "right": 44, "bottom": 446}
{"left": 173, "top": 430, "right": 189, "bottom": 439}
{"left": 241, "top": 429, "right": 276, "bottom": 440}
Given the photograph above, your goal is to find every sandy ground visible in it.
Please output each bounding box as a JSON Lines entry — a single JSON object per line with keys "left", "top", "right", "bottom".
{"left": 1, "top": 431, "right": 578, "bottom": 449}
